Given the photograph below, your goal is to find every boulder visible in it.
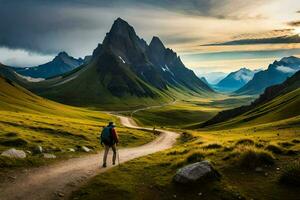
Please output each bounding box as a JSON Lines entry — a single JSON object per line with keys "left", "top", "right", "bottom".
{"left": 43, "top": 153, "right": 56, "bottom": 159}
{"left": 81, "top": 146, "right": 91, "bottom": 152}
{"left": 33, "top": 145, "right": 43, "bottom": 154}
{"left": 173, "top": 161, "right": 220, "bottom": 184}
{"left": 1, "top": 148, "right": 26, "bottom": 159}
{"left": 68, "top": 148, "right": 75, "bottom": 152}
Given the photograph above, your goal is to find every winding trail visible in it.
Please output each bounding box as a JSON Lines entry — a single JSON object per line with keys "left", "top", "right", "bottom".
{"left": 0, "top": 114, "right": 178, "bottom": 200}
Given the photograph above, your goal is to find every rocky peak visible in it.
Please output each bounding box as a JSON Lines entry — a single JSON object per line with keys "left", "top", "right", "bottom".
{"left": 149, "top": 36, "right": 165, "bottom": 52}
{"left": 108, "top": 17, "right": 136, "bottom": 38}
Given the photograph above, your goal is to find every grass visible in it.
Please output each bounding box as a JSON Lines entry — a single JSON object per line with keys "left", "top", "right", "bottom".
{"left": 0, "top": 77, "right": 156, "bottom": 168}
{"left": 233, "top": 146, "right": 275, "bottom": 169}
{"left": 132, "top": 95, "right": 253, "bottom": 128}
{"left": 72, "top": 120, "right": 300, "bottom": 200}
{"left": 279, "top": 161, "right": 300, "bottom": 187}
{"left": 265, "top": 144, "right": 284, "bottom": 154}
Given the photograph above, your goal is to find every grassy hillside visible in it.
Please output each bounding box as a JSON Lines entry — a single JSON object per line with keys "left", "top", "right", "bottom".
{"left": 0, "top": 76, "right": 156, "bottom": 167}
{"left": 200, "top": 70, "right": 300, "bottom": 129}
{"left": 132, "top": 95, "right": 254, "bottom": 128}
{"left": 72, "top": 119, "right": 300, "bottom": 200}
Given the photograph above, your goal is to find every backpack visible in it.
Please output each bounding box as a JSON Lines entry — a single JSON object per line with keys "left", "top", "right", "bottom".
{"left": 101, "top": 126, "right": 112, "bottom": 144}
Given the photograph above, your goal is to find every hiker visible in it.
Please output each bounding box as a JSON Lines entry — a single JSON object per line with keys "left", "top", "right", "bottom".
{"left": 100, "top": 122, "right": 119, "bottom": 168}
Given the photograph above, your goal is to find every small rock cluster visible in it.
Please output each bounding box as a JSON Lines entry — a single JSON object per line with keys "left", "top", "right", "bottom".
{"left": 0, "top": 145, "right": 92, "bottom": 159}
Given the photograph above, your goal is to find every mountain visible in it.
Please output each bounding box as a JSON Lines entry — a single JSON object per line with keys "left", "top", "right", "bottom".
{"left": 236, "top": 56, "right": 300, "bottom": 95}
{"left": 22, "top": 18, "right": 212, "bottom": 109}
{"left": 215, "top": 68, "right": 256, "bottom": 92}
{"left": 200, "top": 77, "right": 209, "bottom": 85}
{"left": 198, "top": 72, "right": 227, "bottom": 85}
{"left": 12, "top": 52, "right": 84, "bottom": 79}
{"left": 201, "top": 69, "right": 300, "bottom": 128}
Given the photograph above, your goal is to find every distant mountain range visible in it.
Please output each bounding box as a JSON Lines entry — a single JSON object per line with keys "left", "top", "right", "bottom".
{"left": 198, "top": 72, "right": 227, "bottom": 85}
{"left": 11, "top": 52, "right": 85, "bottom": 79}
{"left": 236, "top": 56, "right": 300, "bottom": 95}
{"left": 0, "top": 18, "right": 213, "bottom": 108}
{"left": 201, "top": 69, "right": 300, "bottom": 128}
{"left": 215, "top": 68, "right": 258, "bottom": 92}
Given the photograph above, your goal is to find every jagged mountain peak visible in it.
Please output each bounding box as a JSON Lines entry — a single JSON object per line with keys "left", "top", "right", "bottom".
{"left": 109, "top": 17, "right": 136, "bottom": 38}
{"left": 150, "top": 36, "right": 165, "bottom": 50}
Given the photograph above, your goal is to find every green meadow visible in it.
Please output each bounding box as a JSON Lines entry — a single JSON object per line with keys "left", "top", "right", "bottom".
{"left": 0, "top": 77, "right": 156, "bottom": 168}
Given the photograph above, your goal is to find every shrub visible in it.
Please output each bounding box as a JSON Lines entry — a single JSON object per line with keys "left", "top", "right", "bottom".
{"left": 0, "top": 138, "right": 28, "bottom": 147}
{"left": 234, "top": 146, "right": 275, "bottom": 169}
{"left": 167, "top": 149, "right": 190, "bottom": 155}
{"left": 223, "top": 146, "right": 234, "bottom": 152}
{"left": 292, "top": 139, "right": 300, "bottom": 144}
{"left": 235, "top": 139, "right": 254, "bottom": 146}
{"left": 265, "top": 144, "right": 283, "bottom": 154}
{"left": 279, "top": 161, "right": 300, "bottom": 186}
{"left": 180, "top": 132, "right": 195, "bottom": 143}
{"left": 4, "top": 132, "right": 18, "bottom": 137}
{"left": 278, "top": 142, "right": 294, "bottom": 148}
{"left": 286, "top": 150, "right": 298, "bottom": 156}
{"left": 204, "top": 143, "right": 222, "bottom": 149}
{"left": 186, "top": 151, "right": 205, "bottom": 163}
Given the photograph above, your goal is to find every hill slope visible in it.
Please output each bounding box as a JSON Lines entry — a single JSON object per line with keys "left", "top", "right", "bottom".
{"left": 11, "top": 52, "right": 84, "bottom": 79}
{"left": 0, "top": 74, "right": 156, "bottom": 154}
{"left": 236, "top": 56, "right": 300, "bottom": 95}
{"left": 21, "top": 18, "right": 213, "bottom": 109}
{"left": 201, "top": 70, "right": 300, "bottom": 128}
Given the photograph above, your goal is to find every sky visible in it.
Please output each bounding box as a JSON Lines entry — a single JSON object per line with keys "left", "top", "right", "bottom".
{"left": 0, "top": 0, "right": 300, "bottom": 77}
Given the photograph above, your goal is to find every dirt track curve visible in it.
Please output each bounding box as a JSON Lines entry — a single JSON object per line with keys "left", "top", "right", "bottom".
{"left": 0, "top": 114, "right": 178, "bottom": 200}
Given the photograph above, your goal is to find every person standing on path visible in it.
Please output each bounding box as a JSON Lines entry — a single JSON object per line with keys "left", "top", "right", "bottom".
{"left": 100, "top": 122, "right": 119, "bottom": 168}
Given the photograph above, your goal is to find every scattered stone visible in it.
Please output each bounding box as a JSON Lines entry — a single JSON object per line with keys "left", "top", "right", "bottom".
{"left": 26, "top": 150, "right": 32, "bottom": 155}
{"left": 8, "top": 175, "right": 16, "bottom": 180}
{"left": 173, "top": 160, "right": 220, "bottom": 184}
{"left": 276, "top": 167, "right": 280, "bottom": 171}
{"left": 173, "top": 194, "right": 177, "bottom": 198}
{"left": 43, "top": 153, "right": 56, "bottom": 159}
{"left": 81, "top": 146, "right": 91, "bottom": 152}
{"left": 33, "top": 145, "right": 43, "bottom": 154}
{"left": 55, "top": 192, "right": 64, "bottom": 197}
{"left": 264, "top": 172, "right": 269, "bottom": 177}
{"left": 198, "top": 192, "right": 202, "bottom": 196}
{"left": 68, "top": 148, "right": 75, "bottom": 152}
{"left": 1, "top": 148, "right": 26, "bottom": 158}
{"left": 255, "top": 167, "right": 263, "bottom": 172}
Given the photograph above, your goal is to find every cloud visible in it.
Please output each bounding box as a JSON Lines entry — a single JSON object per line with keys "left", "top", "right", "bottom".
{"left": 287, "top": 20, "right": 300, "bottom": 27}
{"left": 203, "top": 34, "right": 300, "bottom": 46}
{"left": 276, "top": 66, "right": 298, "bottom": 73}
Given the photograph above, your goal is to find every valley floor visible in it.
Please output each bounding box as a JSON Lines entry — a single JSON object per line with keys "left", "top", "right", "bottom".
{"left": 0, "top": 115, "right": 178, "bottom": 200}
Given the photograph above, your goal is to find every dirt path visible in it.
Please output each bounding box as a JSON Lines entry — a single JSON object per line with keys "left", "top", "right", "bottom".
{"left": 0, "top": 115, "right": 178, "bottom": 200}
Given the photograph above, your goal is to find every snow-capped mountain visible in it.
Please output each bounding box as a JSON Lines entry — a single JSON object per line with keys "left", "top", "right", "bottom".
{"left": 215, "top": 68, "right": 257, "bottom": 92}
{"left": 236, "top": 56, "right": 300, "bottom": 95}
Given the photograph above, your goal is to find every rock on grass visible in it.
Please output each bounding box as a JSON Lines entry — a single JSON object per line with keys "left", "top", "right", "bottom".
{"left": 1, "top": 148, "right": 26, "bottom": 159}
{"left": 173, "top": 160, "right": 220, "bottom": 184}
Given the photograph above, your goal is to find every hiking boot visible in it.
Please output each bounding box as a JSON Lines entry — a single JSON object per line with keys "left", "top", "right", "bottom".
{"left": 102, "top": 163, "right": 107, "bottom": 168}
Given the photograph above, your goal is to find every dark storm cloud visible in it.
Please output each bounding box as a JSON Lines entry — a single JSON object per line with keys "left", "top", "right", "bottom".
{"left": 0, "top": 0, "right": 266, "bottom": 55}
{"left": 203, "top": 34, "right": 300, "bottom": 46}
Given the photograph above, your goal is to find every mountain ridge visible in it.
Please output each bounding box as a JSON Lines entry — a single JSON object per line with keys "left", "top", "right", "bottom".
{"left": 11, "top": 51, "right": 84, "bottom": 79}
{"left": 13, "top": 18, "right": 213, "bottom": 109}
{"left": 236, "top": 56, "right": 300, "bottom": 95}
